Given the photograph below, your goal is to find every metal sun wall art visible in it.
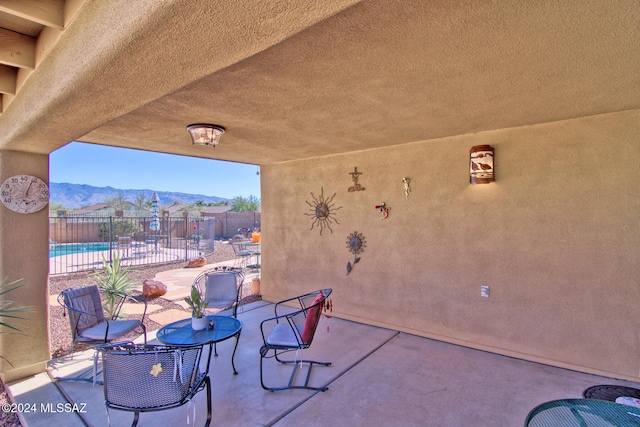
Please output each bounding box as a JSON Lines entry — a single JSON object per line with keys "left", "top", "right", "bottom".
{"left": 305, "top": 187, "right": 342, "bottom": 235}
{"left": 348, "top": 167, "right": 366, "bottom": 192}
{"left": 346, "top": 231, "right": 366, "bottom": 275}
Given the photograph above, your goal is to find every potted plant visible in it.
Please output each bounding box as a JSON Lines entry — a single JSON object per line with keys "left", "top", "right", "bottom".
{"left": 251, "top": 276, "right": 261, "bottom": 295}
{"left": 184, "top": 286, "right": 208, "bottom": 330}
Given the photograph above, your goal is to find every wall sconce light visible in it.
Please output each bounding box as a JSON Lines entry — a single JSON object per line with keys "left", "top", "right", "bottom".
{"left": 470, "top": 145, "right": 494, "bottom": 184}
{"left": 186, "top": 124, "right": 225, "bottom": 147}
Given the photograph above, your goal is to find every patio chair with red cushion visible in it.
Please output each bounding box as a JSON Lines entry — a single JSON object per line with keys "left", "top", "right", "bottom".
{"left": 259, "top": 288, "right": 332, "bottom": 391}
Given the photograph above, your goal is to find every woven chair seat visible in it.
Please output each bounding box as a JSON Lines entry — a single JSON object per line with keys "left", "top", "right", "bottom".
{"left": 265, "top": 323, "right": 301, "bottom": 348}
{"left": 77, "top": 319, "right": 143, "bottom": 342}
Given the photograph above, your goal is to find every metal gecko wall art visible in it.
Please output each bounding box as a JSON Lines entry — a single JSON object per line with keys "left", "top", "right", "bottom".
{"left": 375, "top": 203, "right": 389, "bottom": 219}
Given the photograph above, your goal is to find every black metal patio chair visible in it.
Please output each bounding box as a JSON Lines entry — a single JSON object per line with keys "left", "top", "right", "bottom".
{"left": 583, "top": 384, "right": 640, "bottom": 402}
{"left": 57, "top": 285, "right": 147, "bottom": 383}
{"left": 259, "top": 288, "right": 332, "bottom": 391}
{"left": 231, "top": 240, "right": 254, "bottom": 269}
{"left": 193, "top": 267, "right": 245, "bottom": 318}
{"left": 192, "top": 266, "right": 245, "bottom": 356}
{"left": 96, "top": 343, "right": 211, "bottom": 427}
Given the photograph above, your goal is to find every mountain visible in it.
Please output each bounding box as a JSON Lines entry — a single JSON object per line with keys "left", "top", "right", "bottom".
{"left": 50, "top": 183, "right": 231, "bottom": 208}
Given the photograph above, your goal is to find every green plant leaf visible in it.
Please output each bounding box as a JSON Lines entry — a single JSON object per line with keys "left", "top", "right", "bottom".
{"left": 91, "top": 256, "right": 136, "bottom": 319}
{"left": 0, "top": 278, "right": 31, "bottom": 333}
{"left": 184, "top": 286, "right": 208, "bottom": 318}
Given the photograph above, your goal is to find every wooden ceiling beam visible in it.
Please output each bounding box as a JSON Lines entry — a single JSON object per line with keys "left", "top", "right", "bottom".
{"left": 0, "top": 64, "right": 16, "bottom": 94}
{"left": 0, "top": 0, "right": 64, "bottom": 30}
{"left": 0, "top": 28, "right": 35, "bottom": 69}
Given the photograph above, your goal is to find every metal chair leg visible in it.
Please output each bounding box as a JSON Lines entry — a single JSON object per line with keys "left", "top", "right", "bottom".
{"left": 260, "top": 347, "right": 330, "bottom": 391}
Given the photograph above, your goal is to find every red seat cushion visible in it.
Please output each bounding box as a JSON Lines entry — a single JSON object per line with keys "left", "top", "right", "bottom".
{"left": 301, "top": 293, "right": 324, "bottom": 344}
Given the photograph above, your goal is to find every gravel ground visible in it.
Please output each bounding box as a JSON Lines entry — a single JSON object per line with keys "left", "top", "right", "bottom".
{"left": 0, "top": 242, "right": 259, "bottom": 427}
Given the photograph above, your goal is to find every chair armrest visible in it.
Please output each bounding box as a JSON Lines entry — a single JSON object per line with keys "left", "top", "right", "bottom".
{"left": 273, "top": 294, "right": 305, "bottom": 317}
{"left": 260, "top": 309, "right": 305, "bottom": 349}
{"left": 111, "top": 292, "right": 148, "bottom": 322}
{"left": 260, "top": 313, "right": 279, "bottom": 344}
{"left": 57, "top": 292, "right": 103, "bottom": 319}
{"left": 58, "top": 293, "right": 107, "bottom": 340}
{"left": 273, "top": 290, "right": 325, "bottom": 317}
{"left": 61, "top": 302, "right": 104, "bottom": 320}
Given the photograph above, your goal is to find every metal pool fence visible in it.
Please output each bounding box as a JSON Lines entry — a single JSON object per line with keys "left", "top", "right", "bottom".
{"left": 49, "top": 215, "right": 215, "bottom": 275}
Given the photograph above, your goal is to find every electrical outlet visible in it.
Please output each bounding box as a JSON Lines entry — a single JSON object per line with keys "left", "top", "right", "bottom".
{"left": 481, "top": 285, "right": 490, "bottom": 298}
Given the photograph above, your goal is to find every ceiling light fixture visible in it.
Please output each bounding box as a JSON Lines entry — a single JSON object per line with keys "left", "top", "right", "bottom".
{"left": 186, "top": 124, "right": 225, "bottom": 147}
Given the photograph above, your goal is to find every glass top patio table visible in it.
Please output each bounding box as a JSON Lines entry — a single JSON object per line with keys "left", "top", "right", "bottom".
{"left": 156, "top": 315, "right": 242, "bottom": 375}
{"left": 525, "top": 398, "right": 640, "bottom": 426}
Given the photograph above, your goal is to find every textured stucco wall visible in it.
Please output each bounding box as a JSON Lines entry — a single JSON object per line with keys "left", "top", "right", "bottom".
{"left": 0, "top": 151, "right": 50, "bottom": 382}
{"left": 261, "top": 109, "right": 640, "bottom": 380}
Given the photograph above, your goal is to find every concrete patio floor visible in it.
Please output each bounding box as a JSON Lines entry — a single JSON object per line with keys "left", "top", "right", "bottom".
{"left": 9, "top": 265, "right": 640, "bottom": 426}
{"left": 9, "top": 303, "right": 640, "bottom": 426}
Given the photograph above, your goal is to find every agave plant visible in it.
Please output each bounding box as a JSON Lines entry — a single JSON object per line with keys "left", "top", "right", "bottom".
{"left": 92, "top": 256, "right": 136, "bottom": 319}
{"left": 0, "top": 278, "right": 30, "bottom": 333}
{"left": 0, "top": 278, "right": 31, "bottom": 368}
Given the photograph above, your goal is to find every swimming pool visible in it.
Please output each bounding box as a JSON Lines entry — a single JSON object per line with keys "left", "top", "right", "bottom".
{"left": 49, "top": 243, "right": 112, "bottom": 258}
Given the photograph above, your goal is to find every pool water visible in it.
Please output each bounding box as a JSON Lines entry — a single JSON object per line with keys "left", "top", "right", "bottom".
{"left": 49, "top": 243, "right": 111, "bottom": 258}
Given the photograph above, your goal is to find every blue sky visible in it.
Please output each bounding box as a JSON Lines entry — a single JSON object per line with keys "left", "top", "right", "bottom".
{"left": 50, "top": 142, "right": 261, "bottom": 199}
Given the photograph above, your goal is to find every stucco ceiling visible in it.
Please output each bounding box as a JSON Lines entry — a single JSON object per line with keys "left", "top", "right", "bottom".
{"left": 0, "top": 0, "right": 638, "bottom": 166}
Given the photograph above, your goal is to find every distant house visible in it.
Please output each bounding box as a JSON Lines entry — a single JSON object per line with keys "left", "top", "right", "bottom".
{"left": 161, "top": 201, "right": 186, "bottom": 217}
{"left": 200, "top": 206, "right": 233, "bottom": 215}
{"left": 62, "top": 202, "right": 148, "bottom": 217}
{"left": 64, "top": 203, "right": 113, "bottom": 217}
{"left": 162, "top": 202, "right": 233, "bottom": 217}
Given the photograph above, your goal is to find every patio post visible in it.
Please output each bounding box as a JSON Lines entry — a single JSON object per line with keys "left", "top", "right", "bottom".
{"left": 0, "top": 150, "right": 50, "bottom": 382}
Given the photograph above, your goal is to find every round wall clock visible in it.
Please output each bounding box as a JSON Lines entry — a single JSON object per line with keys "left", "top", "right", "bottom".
{"left": 1, "top": 175, "right": 50, "bottom": 213}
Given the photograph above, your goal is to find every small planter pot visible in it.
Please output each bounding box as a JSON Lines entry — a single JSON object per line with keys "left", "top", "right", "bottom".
{"left": 251, "top": 278, "right": 261, "bottom": 295}
{"left": 191, "top": 317, "right": 207, "bottom": 331}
